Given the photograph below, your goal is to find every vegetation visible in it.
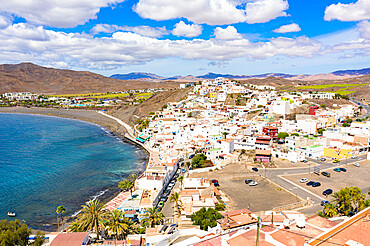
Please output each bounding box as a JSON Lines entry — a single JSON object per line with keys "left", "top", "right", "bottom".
{"left": 106, "top": 210, "right": 137, "bottom": 245}
{"left": 75, "top": 199, "right": 107, "bottom": 239}
{"left": 318, "top": 128, "right": 326, "bottom": 135}
{"left": 277, "top": 132, "right": 289, "bottom": 139}
{"left": 238, "top": 149, "right": 246, "bottom": 161}
{"left": 296, "top": 83, "right": 368, "bottom": 90}
{"left": 118, "top": 173, "right": 138, "bottom": 198}
{"left": 170, "top": 192, "right": 182, "bottom": 217}
{"left": 290, "top": 133, "right": 299, "bottom": 137}
{"left": 342, "top": 123, "right": 351, "bottom": 127}
{"left": 0, "top": 219, "right": 44, "bottom": 246}
{"left": 320, "top": 104, "right": 327, "bottom": 108}
{"left": 56, "top": 205, "right": 66, "bottom": 232}
{"left": 190, "top": 208, "right": 223, "bottom": 230}
{"left": 318, "top": 187, "right": 370, "bottom": 218}
{"left": 142, "top": 207, "right": 164, "bottom": 228}
{"left": 215, "top": 203, "right": 226, "bottom": 211}
{"left": 191, "top": 153, "right": 208, "bottom": 169}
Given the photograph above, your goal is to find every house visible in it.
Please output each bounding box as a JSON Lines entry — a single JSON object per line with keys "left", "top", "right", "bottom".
{"left": 255, "top": 149, "right": 271, "bottom": 162}
{"left": 309, "top": 105, "right": 320, "bottom": 115}
{"left": 50, "top": 232, "right": 89, "bottom": 246}
{"left": 262, "top": 127, "right": 278, "bottom": 140}
{"left": 217, "top": 209, "right": 257, "bottom": 230}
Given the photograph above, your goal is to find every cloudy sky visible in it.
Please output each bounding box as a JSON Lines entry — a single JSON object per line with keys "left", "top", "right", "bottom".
{"left": 0, "top": 0, "right": 369, "bottom": 76}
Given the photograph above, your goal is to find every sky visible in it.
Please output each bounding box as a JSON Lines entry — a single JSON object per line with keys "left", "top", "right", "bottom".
{"left": 0, "top": 0, "right": 369, "bottom": 77}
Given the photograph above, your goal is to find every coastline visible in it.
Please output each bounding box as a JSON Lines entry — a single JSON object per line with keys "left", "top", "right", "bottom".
{"left": 0, "top": 106, "right": 149, "bottom": 230}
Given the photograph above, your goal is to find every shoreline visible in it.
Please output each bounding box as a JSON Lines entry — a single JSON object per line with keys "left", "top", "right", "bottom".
{"left": 0, "top": 106, "right": 149, "bottom": 231}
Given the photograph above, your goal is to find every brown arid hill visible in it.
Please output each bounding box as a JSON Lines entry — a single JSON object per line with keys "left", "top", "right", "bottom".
{"left": 0, "top": 63, "right": 181, "bottom": 94}
{"left": 109, "top": 87, "right": 192, "bottom": 126}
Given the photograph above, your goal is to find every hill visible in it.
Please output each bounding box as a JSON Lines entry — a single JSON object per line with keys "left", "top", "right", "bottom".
{"left": 0, "top": 63, "right": 180, "bottom": 94}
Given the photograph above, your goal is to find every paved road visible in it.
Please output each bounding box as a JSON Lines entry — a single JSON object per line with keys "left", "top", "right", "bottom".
{"left": 265, "top": 154, "right": 367, "bottom": 205}
{"left": 350, "top": 98, "right": 370, "bottom": 119}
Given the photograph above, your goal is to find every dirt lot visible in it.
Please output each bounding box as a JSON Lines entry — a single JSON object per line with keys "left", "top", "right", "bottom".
{"left": 189, "top": 163, "right": 301, "bottom": 212}
{"left": 284, "top": 160, "right": 370, "bottom": 200}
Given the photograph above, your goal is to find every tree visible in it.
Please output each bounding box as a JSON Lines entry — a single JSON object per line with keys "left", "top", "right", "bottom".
{"left": 178, "top": 176, "right": 184, "bottom": 186}
{"left": 290, "top": 133, "right": 299, "bottom": 137}
{"left": 0, "top": 219, "right": 44, "bottom": 246}
{"left": 32, "top": 231, "right": 45, "bottom": 246}
{"left": 277, "top": 132, "right": 289, "bottom": 139}
{"left": 106, "top": 210, "right": 137, "bottom": 246}
{"left": 191, "top": 154, "right": 207, "bottom": 169}
{"left": 346, "top": 118, "right": 353, "bottom": 124}
{"left": 215, "top": 203, "right": 226, "bottom": 211}
{"left": 119, "top": 180, "right": 134, "bottom": 198}
{"left": 318, "top": 187, "right": 370, "bottom": 218}
{"left": 222, "top": 132, "right": 229, "bottom": 139}
{"left": 239, "top": 149, "right": 246, "bottom": 161}
{"left": 56, "top": 205, "right": 66, "bottom": 232}
{"left": 190, "top": 208, "right": 223, "bottom": 231}
{"left": 188, "top": 112, "right": 193, "bottom": 117}
{"left": 318, "top": 129, "right": 326, "bottom": 135}
{"left": 170, "top": 192, "right": 182, "bottom": 217}
{"left": 142, "top": 207, "right": 164, "bottom": 228}
{"left": 77, "top": 199, "right": 107, "bottom": 239}
{"left": 342, "top": 123, "right": 350, "bottom": 127}
{"left": 320, "top": 104, "right": 327, "bottom": 108}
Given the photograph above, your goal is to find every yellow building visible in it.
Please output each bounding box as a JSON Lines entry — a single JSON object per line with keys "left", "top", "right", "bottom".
{"left": 210, "top": 92, "right": 217, "bottom": 99}
{"left": 324, "top": 147, "right": 353, "bottom": 159}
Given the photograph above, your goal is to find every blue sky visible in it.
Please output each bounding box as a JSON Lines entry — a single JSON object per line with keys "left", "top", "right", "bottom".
{"left": 0, "top": 0, "right": 369, "bottom": 77}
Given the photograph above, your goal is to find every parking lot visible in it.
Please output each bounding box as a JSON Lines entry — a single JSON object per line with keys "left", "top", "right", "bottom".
{"left": 189, "top": 163, "right": 301, "bottom": 212}
{"left": 284, "top": 160, "right": 370, "bottom": 200}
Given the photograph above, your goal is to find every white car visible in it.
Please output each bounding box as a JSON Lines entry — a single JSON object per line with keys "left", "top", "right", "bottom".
{"left": 249, "top": 181, "right": 258, "bottom": 186}
{"left": 353, "top": 163, "right": 360, "bottom": 167}
{"left": 300, "top": 178, "right": 308, "bottom": 183}
{"left": 351, "top": 155, "right": 358, "bottom": 159}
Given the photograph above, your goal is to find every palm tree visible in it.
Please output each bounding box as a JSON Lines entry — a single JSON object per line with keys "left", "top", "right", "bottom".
{"left": 56, "top": 205, "right": 66, "bottom": 232}
{"left": 118, "top": 180, "right": 134, "bottom": 198}
{"left": 323, "top": 203, "right": 338, "bottom": 218}
{"left": 222, "top": 132, "right": 229, "bottom": 139}
{"left": 142, "top": 207, "right": 164, "bottom": 227}
{"left": 178, "top": 176, "right": 184, "bottom": 187}
{"left": 128, "top": 173, "right": 138, "bottom": 183}
{"left": 106, "top": 210, "right": 137, "bottom": 246}
{"left": 239, "top": 149, "right": 246, "bottom": 161}
{"left": 170, "top": 192, "right": 182, "bottom": 217}
{"left": 77, "top": 199, "right": 107, "bottom": 239}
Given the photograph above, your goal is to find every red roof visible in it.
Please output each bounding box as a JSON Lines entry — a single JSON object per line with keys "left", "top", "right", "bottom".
{"left": 51, "top": 232, "right": 88, "bottom": 246}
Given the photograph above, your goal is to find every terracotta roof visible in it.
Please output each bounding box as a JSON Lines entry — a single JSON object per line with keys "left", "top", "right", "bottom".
{"left": 50, "top": 232, "right": 88, "bottom": 246}
{"left": 306, "top": 214, "right": 338, "bottom": 229}
{"left": 255, "top": 149, "right": 271, "bottom": 156}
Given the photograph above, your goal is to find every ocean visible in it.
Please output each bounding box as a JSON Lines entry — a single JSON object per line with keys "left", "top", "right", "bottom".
{"left": 0, "top": 113, "right": 146, "bottom": 230}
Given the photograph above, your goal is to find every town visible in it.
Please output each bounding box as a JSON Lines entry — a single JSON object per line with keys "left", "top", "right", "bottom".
{"left": 3, "top": 77, "right": 370, "bottom": 246}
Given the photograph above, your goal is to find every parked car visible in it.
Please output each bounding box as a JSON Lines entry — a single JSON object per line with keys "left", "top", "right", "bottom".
{"left": 321, "top": 200, "right": 330, "bottom": 206}
{"left": 245, "top": 179, "right": 254, "bottom": 184}
{"left": 312, "top": 182, "right": 321, "bottom": 187}
{"left": 300, "top": 178, "right": 308, "bottom": 183}
{"left": 249, "top": 181, "right": 258, "bottom": 186}
{"left": 252, "top": 167, "right": 259, "bottom": 172}
{"left": 351, "top": 155, "right": 358, "bottom": 159}
{"left": 333, "top": 168, "right": 341, "bottom": 172}
{"left": 182, "top": 168, "right": 186, "bottom": 173}
{"left": 302, "top": 159, "right": 308, "bottom": 163}
{"left": 323, "top": 189, "right": 333, "bottom": 196}
{"left": 160, "top": 196, "right": 167, "bottom": 202}
{"left": 306, "top": 181, "right": 315, "bottom": 186}
{"left": 158, "top": 201, "right": 164, "bottom": 207}
{"left": 339, "top": 167, "right": 347, "bottom": 172}
{"left": 353, "top": 163, "right": 360, "bottom": 167}
{"left": 321, "top": 171, "right": 331, "bottom": 177}
{"left": 333, "top": 159, "right": 340, "bottom": 163}
{"left": 320, "top": 158, "right": 326, "bottom": 161}
{"left": 211, "top": 179, "right": 219, "bottom": 184}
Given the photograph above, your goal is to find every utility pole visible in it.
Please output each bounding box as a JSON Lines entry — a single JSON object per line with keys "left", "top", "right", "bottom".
{"left": 256, "top": 216, "right": 260, "bottom": 246}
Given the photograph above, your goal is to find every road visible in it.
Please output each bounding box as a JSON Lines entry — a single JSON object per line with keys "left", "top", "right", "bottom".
{"left": 265, "top": 154, "right": 367, "bottom": 206}
{"left": 350, "top": 98, "right": 370, "bottom": 119}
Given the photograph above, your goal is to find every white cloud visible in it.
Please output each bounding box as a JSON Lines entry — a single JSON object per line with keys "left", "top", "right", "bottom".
{"left": 91, "top": 24, "right": 168, "bottom": 38}
{"left": 245, "top": 0, "right": 289, "bottom": 24}
{"left": 358, "top": 20, "right": 370, "bottom": 39}
{"left": 324, "top": 0, "right": 370, "bottom": 22}
{"left": 134, "top": 0, "right": 289, "bottom": 25}
{"left": 0, "top": 14, "right": 12, "bottom": 29}
{"left": 172, "top": 21, "right": 203, "bottom": 38}
{"left": 273, "top": 23, "right": 301, "bottom": 33}
{"left": 0, "top": 23, "right": 322, "bottom": 70}
{"left": 214, "top": 26, "right": 243, "bottom": 40}
{"left": 0, "top": 0, "right": 125, "bottom": 28}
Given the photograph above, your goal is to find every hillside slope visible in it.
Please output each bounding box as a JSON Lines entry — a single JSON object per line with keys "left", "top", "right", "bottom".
{"left": 0, "top": 63, "right": 180, "bottom": 94}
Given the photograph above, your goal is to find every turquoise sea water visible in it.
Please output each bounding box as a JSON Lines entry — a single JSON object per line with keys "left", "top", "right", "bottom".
{"left": 0, "top": 113, "right": 146, "bottom": 230}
